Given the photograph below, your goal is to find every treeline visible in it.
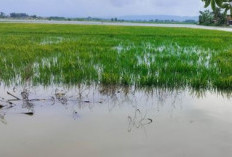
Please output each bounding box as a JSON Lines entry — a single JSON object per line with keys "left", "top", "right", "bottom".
{"left": 129, "top": 19, "right": 196, "bottom": 24}
{"left": 47, "top": 16, "right": 109, "bottom": 21}
{"left": 0, "top": 12, "right": 39, "bottom": 19}
{"left": 0, "top": 12, "right": 110, "bottom": 21}
{"left": 199, "top": 7, "right": 228, "bottom": 26}
{"left": 0, "top": 11, "right": 197, "bottom": 24}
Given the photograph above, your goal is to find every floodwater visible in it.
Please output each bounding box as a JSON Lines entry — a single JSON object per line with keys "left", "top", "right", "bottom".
{"left": 0, "top": 84, "right": 232, "bottom": 157}
{"left": 1, "top": 19, "right": 232, "bottom": 32}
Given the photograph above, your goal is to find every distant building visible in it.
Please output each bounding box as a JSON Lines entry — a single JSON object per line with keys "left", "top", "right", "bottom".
{"left": 227, "top": 15, "right": 232, "bottom": 26}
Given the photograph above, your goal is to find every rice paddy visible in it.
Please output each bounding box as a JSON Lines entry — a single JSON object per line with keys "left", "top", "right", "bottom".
{"left": 1, "top": 22, "right": 232, "bottom": 157}
{"left": 0, "top": 23, "right": 232, "bottom": 90}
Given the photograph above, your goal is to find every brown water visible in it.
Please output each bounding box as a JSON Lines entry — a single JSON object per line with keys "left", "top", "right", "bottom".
{"left": 0, "top": 84, "right": 232, "bottom": 157}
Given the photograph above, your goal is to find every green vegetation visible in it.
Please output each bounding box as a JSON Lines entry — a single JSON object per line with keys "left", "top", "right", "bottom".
{"left": 202, "top": 0, "right": 232, "bottom": 15}
{"left": 0, "top": 11, "right": 197, "bottom": 24}
{"left": 0, "top": 23, "right": 232, "bottom": 90}
{"left": 199, "top": 8, "right": 227, "bottom": 26}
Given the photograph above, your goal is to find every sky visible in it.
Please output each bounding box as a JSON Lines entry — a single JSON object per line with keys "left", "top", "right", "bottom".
{"left": 0, "top": 0, "right": 204, "bottom": 17}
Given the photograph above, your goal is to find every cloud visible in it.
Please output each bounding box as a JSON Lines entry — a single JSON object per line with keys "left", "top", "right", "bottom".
{"left": 110, "top": 0, "right": 134, "bottom": 7}
{"left": 0, "top": 0, "right": 204, "bottom": 17}
{"left": 153, "top": 1, "right": 181, "bottom": 7}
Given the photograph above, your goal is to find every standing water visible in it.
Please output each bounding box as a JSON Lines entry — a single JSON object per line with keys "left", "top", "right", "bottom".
{"left": 0, "top": 84, "right": 231, "bottom": 157}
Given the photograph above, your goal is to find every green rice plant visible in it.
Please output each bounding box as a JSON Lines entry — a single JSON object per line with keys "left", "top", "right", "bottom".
{"left": 0, "top": 23, "right": 232, "bottom": 91}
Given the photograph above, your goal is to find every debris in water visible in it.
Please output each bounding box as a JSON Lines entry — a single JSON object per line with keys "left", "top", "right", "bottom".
{"left": 8, "top": 102, "right": 13, "bottom": 105}
{"left": 0, "top": 113, "right": 7, "bottom": 124}
{"left": 13, "top": 87, "right": 16, "bottom": 92}
{"left": 22, "top": 112, "right": 34, "bottom": 116}
{"left": 73, "top": 111, "right": 80, "bottom": 120}
{"left": 7, "top": 91, "right": 20, "bottom": 100}
{"left": 55, "top": 89, "right": 68, "bottom": 104}
{"left": 128, "top": 109, "right": 153, "bottom": 132}
{"left": 146, "top": 118, "right": 153, "bottom": 124}
{"left": 21, "top": 89, "right": 29, "bottom": 100}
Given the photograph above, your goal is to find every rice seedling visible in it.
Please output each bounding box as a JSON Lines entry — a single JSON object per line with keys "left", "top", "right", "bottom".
{"left": 0, "top": 23, "right": 232, "bottom": 90}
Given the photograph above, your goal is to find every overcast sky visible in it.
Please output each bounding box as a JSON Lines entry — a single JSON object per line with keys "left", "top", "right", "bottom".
{"left": 0, "top": 0, "right": 204, "bottom": 17}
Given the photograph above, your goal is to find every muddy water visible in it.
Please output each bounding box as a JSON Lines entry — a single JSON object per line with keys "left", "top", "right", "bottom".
{"left": 0, "top": 85, "right": 232, "bottom": 157}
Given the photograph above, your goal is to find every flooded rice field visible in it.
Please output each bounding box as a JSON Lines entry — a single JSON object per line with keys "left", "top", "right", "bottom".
{"left": 0, "top": 84, "right": 232, "bottom": 157}
{"left": 1, "top": 23, "right": 232, "bottom": 156}
{"left": 1, "top": 19, "right": 232, "bottom": 32}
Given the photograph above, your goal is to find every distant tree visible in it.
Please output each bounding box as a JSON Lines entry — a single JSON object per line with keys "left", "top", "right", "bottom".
{"left": 0, "top": 12, "right": 5, "bottom": 17}
{"left": 48, "top": 16, "right": 66, "bottom": 21}
{"left": 213, "top": 7, "right": 227, "bottom": 25}
{"left": 10, "top": 13, "right": 29, "bottom": 18}
{"left": 199, "top": 8, "right": 227, "bottom": 26}
{"left": 111, "top": 18, "right": 118, "bottom": 22}
{"left": 87, "top": 16, "right": 92, "bottom": 21}
{"left": 184, "top": 19, "right": 197, "bottom": 23}
{"left": 31, "top": 15, "right": 37, "bottom": 19}
{"left": 199, "top": 10, "right": 214, "bottom": 25}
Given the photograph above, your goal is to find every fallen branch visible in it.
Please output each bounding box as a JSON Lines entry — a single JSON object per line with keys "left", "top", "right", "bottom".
{"left": 7, "top": 99, "right": 20, "bottom": 102}
{"left": 7, "top": 92, "right": 20, "bottom": 100}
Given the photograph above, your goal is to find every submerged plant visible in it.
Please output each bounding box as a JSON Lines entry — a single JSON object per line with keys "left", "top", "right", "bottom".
{"left": 0, "top": 23, "right": 232, "bottom": 90}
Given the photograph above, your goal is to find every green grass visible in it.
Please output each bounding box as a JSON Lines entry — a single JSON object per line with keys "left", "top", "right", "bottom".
{"left": 0, "top": 23, "right": 232, "bottom": 90}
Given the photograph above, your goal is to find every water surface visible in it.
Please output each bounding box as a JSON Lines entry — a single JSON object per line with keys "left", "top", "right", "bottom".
{"left": 1, "top": 19, "right": 232, "bottom": 32}
{"left": 0, "top": 85, "right": 231, "bottom": 157}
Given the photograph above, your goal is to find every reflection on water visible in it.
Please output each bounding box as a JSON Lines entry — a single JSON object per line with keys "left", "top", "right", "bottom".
{"left": 128, "top": 109, "right": 153, "bottom": 133}
{"left": 0, "top": 84, "right": 232, "bottom": 157}
{"left": 0, "top": 84, "right": 231, "bottom": 125}
{"left": 0, "top": 112, "right": 6, "bottom": 124}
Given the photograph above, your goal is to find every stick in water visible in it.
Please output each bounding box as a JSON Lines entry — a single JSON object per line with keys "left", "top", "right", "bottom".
{"left": 7, "top": 92, "right": 20, "bottom": 100}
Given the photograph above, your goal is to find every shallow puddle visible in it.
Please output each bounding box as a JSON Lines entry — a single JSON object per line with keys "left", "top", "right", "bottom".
{"left": 0, "top": 84, "right": 232, "bottom": 157}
